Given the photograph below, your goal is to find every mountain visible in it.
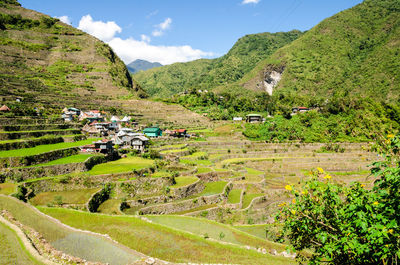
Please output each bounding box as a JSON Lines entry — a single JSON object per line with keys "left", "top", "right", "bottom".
{"left": 127, "top": 59, "right": 162, "bottom": 74}
{"left": 242, "top": 0, "right": 400, "bottom": 105}
{"left": 133, "top": 30, "right": 303, "bottom": 97}
{"left": 0, "top": 0, "right": 146, "bottom": 109}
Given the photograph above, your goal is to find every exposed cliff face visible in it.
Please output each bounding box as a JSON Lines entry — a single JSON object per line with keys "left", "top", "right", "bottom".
{"left": 0, "top": 1, "right": 145, "bottom": 108}
{"left": 243, "top": 0, "right": 400, "bottom": 101}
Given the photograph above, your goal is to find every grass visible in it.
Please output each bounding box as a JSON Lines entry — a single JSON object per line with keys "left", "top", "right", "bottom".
{"left": 172, "top": 204, "right": 219, "bottom": 215}
{"left": 151, "top": 171, "right": 172, "bottom": 178}
{"left": 0, "top": 138, "right": 100, "bottom": 158}
{"left": 234, "top": 224, "right": 267, "bottom": 240}
{"left": 159, "top": 144, "right": 186, "bottom": 149}
{"left": 171, "top": 176, "right": 199, "bottom": 188}
{"left": 242, "top": 193, "right": 265, "bottom": 209}
{"left": 40, "top": 207, "right": 293, "bottom": 264}
{"left": 87, "top": 156, "right": 155, "bottom": 175}
{"left": 145, "top": 215, "right": 284, "bottom": 252}
{"left": 22, "top": 154, "right": 94, "bottom": 167}
{"left": 30, "top": 188, "right": 100, "bottom": 206}
{"left": 199, "top": 181, "right": 227, "bottom": 196}
{"left": 0, "top": 221, "right": 41, "bottom": 265}
{"left": 0, "top": 183, "right": 16, "bottom": 195}
{"left": 228, "top": 189, "right": 242, "bottom": 204}
{"left": 182, "top": 151, "right": 207, "bottom": 159}
{"left": 0, "top": 128, "right": 79, "bottom": 134}
{"left": 220, "top": 157, "right": 284, "bottom": 166}
{"left": 97, "top": 199, "right": 122, "bottom": 215}
{"left": 197, "top": 167, "right": 213, "bottom": 174}
{"left": 180, "top": 159, "right": 213, "bottom": 166}
{"left": 245, "top": 167, "right": 264, "bottom": 175}
{"left": 0, "top": 196, "right": 140, "bottom": 264}
{"left": 160, "top": 148, "right": 189, "bottom": 154}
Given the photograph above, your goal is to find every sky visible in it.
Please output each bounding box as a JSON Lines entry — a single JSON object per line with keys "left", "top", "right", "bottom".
{"left": 19, "top": 0, "right": 363, "bottom": 65}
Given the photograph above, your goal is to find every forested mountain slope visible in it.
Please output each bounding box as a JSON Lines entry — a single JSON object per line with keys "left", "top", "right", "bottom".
{"left": 134, "top": 30, "right": 303, "bottom": 97}
{"left": 243, "top": 0, "right": 400, "bottom": 105}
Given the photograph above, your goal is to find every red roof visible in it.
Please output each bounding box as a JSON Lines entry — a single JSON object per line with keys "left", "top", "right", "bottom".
{"left": 177, "top": 129, "right": 186, "bottom": 133}
{"left": 298, "top": 107, "right": 309, "bottom": 110}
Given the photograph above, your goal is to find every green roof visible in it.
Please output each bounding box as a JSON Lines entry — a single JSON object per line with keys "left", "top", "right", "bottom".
{"left": 143, "top": 127, "right": 161, "bottom": 133}
{"left": 246, "top": 114, "right": 262, "bottom": 117}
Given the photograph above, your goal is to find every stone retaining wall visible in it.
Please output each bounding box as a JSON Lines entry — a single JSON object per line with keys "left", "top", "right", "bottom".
{"left": 0, "top": 147, "right": 79, "bottom": 168}
{"left": 0, "top": 129, "right": 81, "bottom": 140}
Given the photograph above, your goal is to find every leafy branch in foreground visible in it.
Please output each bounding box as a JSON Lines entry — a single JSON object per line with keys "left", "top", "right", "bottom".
{"left": 278, "top": 134, "right": 400, "bottom": 264}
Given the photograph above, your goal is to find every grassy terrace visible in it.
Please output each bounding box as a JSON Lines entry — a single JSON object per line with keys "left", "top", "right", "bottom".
{"left": 171, "top": 176, "right": 199, "bottom": 188}
{"left": 87, "top": 156, "right": 154, "bottom": 175}
{"left": 41, "top": 207, "right": 293, "bottom": 264}
{"left": 228, "top": 189, "right": 242, "bottom": 204}
{"left": 0, "top": 139, "right": 99, "bottom": 158}
{"left": 145, "top": 215, "right": 284, "bottom": 252}
{"left": 0, "top": 221, "right": 41, "bottom": 265}
{"left": 0, "top": 183, "right": 16, "bottom": 195}
{"left": 199, "top": 181, "right": 228, "bottom": 196}
{"left": 220, "top": 157, "right": 285, "bottom": 166}
{"left": 160, "top": 148, "right": 189, "bottom": 154}
{"left": 0, "top": 196, "right": 140, "bottom": 264}
{"left": 23, "top": 154, "right": 94, "bottom": 167}
{"left": 242, "top": 193, "right": 265, "bottom": 209}
{"left": 172, "top": 204, "right": 218, "bottom": 215}
{"left": 234, "top": 224, "right": 268, "bottom": 240}
{"left": 30, "top": 188, "right": 100, "bottom": 206}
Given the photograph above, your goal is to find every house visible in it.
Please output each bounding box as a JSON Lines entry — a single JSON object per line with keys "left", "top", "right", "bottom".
{"left": 233, "top": 117, "right": 243, "bottom": 121}
{"left": 82, "top": 123, "right": 101, "bottom": 136}
{"left": 110, "top": 116, "right": 121, "bottom": 123}
{"left": 62, "top": 107, "right": 81, "bottom": 122}
{"left": 143, "top": 127, "right": 162, "bottom": 138}
{"left": 121, "top": 116, "right": 131, "bottom": 123}
{"left": 176, "top": 129, "right": 187, "bottom": 138}
{"left": 130, "top": 135, "right": 149, "bottom": 152}
{"left": 93, "top": 139, "right": 114, "bottom": 154}
{"left": 292, "top": 107, "right": 310, "bottom": 115}
{"left": 246, "top": 114, "right": 263, "bottom": 123}
{"left": 113, "top": 129, "right": 143, "bottom": 146}
{"left": 79, "top": 110, "right": 104, "bottom": 122}
{"left": 80, "top": 144, "right": 96, "bottom": 153}
{"left": 0, "top": 105, "right": 10, "bottom": 112}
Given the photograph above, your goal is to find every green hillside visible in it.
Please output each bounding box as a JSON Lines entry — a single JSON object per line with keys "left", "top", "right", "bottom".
{"left": 134, "top": 30, "right": 303, "bottom": 97}
{"left": 0, "top": 0, "right": 145, "bottom": 110}
{"left": 243, "top": 0, "right": 400, "bottom": 104}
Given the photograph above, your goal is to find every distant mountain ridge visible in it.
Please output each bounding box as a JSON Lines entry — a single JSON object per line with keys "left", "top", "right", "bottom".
{"left": 127, "top": 59, "right": 162, "bottom": 74}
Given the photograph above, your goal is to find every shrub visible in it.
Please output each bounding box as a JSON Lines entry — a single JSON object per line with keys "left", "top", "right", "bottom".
{"left": 278, "top": 134, "right": 400, "bottom": 264}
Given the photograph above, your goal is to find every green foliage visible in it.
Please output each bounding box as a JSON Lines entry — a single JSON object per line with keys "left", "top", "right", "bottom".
{"left": 134, "top": 30, "right": 302, "bottom": 98}
{"left": 88, "top": 183, "right": 114, "bottom": 212}
{"left": 243, "top": 98, "right": 400, "bottom": 142}
{"left": 249, "top": 0, "right": 400, "bottom": 103}
{"left": 278, "top": 134, "right": 400, "bottom": 264}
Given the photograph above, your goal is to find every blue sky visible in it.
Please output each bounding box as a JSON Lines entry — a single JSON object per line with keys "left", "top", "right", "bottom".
{"left": 19, "top": 0, "right": 363, "bottom": 65}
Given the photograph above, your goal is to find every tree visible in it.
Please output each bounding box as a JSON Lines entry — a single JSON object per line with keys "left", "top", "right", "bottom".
{"left": 278, "top": 134, "right": 400, "bottom": 264}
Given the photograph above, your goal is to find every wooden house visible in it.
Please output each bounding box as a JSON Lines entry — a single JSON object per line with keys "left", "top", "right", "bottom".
{"left": 0, "top": 105, "right": 10, "bottom": 112}
{"left": 131, "top": 135, "right": 149, "bottom": 152}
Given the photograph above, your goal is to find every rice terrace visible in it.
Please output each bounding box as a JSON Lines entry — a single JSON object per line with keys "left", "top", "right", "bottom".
{"left": 0, "top": 0, "right": 399, "bottom": 264}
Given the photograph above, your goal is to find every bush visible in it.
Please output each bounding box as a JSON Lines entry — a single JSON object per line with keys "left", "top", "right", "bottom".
{"left": 278, "top": 134, "right": 400, "bottom": 264}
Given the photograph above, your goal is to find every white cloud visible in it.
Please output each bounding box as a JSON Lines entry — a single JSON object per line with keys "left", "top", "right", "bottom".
{"left": 56, "top": 15, "right": 71, "bottom": 25}
{"left": 141, "top": 34, "right": 151, "bottom": 43}
{"left": 108, "top": 37, "right": 214, "bottom": 65}
{"left": 78, "top": 14, "right": 122, "bottom": 42}
{"left": 242, "top": 0, "right": 260, "bottom": 4}
{"left": 152, "top": 18, "right": 172, "bottom": 37}
{"left": 146, "top": 10, "right": 159, "bottom": 19}
{"left": 76, "top": 15, "right": 213, "bottom": 65}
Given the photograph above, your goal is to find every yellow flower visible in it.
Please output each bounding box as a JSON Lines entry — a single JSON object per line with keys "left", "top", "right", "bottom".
{"left": 285, "top": 185, "right": 293, "bottom": 191}
{"left": 385, "top": 139, "right": 390, "bottom": 144}
{"left": 301, "top": 190, "right": 307, "bottom": 195}
{"left": 388, "top": 229, "right": 394, "bottom": 234}
{"left": 387, "top": 134, "right": 395, "bottom": 139}
{"left": 317, "top": 167, "right": 324, "bottom": 174}
{"left": 290, "top": 210, "right": 296, "bottom": 215}
{"left": 373, "top": 201, "right": 379, "bottom": 206}
{"left": 323, "top": 174, "right": 332, "bottom": 180}
{"left": 278, "top": 202, "right": 287, "bottom": 207}
{"left": 292, "top": 198, "right": 296, "bottom": 204}
{"left": 360, "top": 184, "right": 365, "bottom": 188}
